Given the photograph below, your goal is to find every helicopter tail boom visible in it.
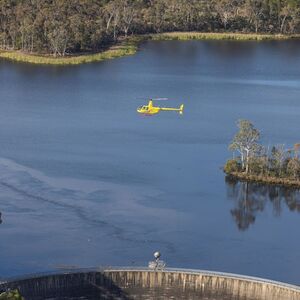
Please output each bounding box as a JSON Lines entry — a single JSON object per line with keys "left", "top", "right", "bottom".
{"left": 160, "top": 104, "right": 184, "bottom": 114}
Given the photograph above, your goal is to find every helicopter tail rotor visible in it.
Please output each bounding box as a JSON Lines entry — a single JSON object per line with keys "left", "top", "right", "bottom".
{"left": 179, "top": 104, "right": 184, "bottom": 115}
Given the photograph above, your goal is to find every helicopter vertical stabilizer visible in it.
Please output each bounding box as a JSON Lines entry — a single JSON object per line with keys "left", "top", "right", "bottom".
{"left": 180, "top": 104, "right": 184, "bottom": 114}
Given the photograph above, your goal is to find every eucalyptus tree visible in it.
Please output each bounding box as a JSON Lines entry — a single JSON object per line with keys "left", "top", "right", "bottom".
{"left": 120, "top": 0, "right": 141, "bottom": 37}
{"left": 245, "top": 0, "right": 266, "bottom": 33}
{"left": 229, "top": 120, "right": 261, "bottom": 174}
{"left": 271, "top": 144, "right": 288, "bottom": 176}
{"left": 213, "top": 0, "right": 239, "bottom": 30}
{"left": 279, "top": 0, "right": 300, "bottom": 33}
{"left": 16, "top": 1, "right": 36, "bottom": 51}
{"left": 0, "top": 0, "right": 16, "bottom": 49}
{"left": 147, "top": 0, "right": 169, "bottom": 32}
{"left": 287, "top": 158, "right": 300, "bottom": 178}
{"left": 104, "top": 0, "right": 123, "bottom": 40}
{"left": 44, "top": 1, "right": 71, "bottom": 56}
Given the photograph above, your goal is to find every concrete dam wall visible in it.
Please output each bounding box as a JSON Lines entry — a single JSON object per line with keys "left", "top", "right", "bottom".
{"left": 1, "top": 268, "right": 300, "bottom": 300}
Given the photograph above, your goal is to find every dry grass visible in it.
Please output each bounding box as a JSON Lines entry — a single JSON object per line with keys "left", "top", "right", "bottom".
{"left": 227, "top": 172, "right": 300, "bottom": 188}
{"left": 150, "top": 32, "right": 300, "bottom": 41}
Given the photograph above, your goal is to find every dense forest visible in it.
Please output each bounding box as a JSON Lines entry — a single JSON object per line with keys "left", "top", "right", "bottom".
{"left": 0, "top": 0, "right": 300, "bottom": 56}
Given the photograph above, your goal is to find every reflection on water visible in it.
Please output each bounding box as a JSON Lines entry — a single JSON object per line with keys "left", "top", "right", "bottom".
{"left": 0, "top": 211, "right": 2, "bottom": 224}
{"left": 226, "top": 177, "right": 300, "bottom": 231}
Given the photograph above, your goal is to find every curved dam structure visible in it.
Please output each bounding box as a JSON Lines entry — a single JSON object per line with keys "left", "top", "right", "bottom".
{"left": 1, "top": 268, "right": 300, "bottom": 300}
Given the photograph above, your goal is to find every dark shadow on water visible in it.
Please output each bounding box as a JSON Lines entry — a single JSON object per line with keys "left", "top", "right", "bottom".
{"left": 225, "top": 176, "right": 300, "bottom": 231}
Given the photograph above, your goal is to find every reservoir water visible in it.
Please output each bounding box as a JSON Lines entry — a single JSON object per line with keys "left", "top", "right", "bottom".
{"left": 0, "top": 40, "right": 300, "bottom": 285}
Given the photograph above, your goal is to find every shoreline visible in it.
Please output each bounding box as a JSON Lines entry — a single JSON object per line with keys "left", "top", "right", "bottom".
{"left": 0, "top": 37, "right": 142, "bottom": 66}
{"left": 226, "top": 171, "right": 300, "bottom": 188}
{"left": 151, "top": 32, "right": 300, "bottom": 41}
{"left": 0, "top": 32, "right": 299, "bottom": 65}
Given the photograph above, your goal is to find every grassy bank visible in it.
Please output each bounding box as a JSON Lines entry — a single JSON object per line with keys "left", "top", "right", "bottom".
{"left": 226, "top": 171, "right": 300, "bottom": 188}
{"left": 150, "top": 32, "right": 300, "bottom": 41}
{"left": 0, "top": 32, "right": 299, "bottom": 65}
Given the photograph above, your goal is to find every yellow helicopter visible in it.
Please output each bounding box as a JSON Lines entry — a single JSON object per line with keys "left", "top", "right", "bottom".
{"left": 137, "top": 98, "right": 184, "bottom": 116}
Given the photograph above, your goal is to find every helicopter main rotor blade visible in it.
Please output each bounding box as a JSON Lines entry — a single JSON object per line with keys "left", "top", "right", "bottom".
{"left": 152, "top": 97, "right": 169, "bottom": 101}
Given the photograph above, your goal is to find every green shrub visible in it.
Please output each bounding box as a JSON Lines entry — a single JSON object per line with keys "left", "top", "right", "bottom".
{"left": 287, "top": 158, "right": 300, "bottom": 179}
{"left": 224, "top": 159, "right": 242, "bottom": 174}
{"left": 0, "top": 290, "right": 24, "bottom": 300}
{"left": 248, "top": 156, "right": 268, "bottom": 175}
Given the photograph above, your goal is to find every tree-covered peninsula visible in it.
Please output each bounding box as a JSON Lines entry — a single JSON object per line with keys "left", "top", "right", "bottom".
{"left": 224, "top": 120, "right": 300, "bottom": 187}
{"left": 0, "top": 0, "right": 300, "bottom": 62}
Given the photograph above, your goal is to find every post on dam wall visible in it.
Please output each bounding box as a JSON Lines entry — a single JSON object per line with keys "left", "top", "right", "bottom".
{"left": 0, "top": 268, "right": 300, "bottom": 300}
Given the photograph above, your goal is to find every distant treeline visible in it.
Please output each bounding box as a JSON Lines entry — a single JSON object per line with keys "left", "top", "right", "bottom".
{"left": 0, "top": 0, "right": 300, "bottom": 56}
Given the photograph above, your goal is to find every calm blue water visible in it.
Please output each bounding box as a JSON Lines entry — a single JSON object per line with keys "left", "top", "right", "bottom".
{"left": 0, "top": 40, "right": 300, "bottom": 284}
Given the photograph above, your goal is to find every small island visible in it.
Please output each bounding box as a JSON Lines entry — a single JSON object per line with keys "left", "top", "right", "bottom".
{"left": 224, "top": 120, "right": 300, "bottom": 188}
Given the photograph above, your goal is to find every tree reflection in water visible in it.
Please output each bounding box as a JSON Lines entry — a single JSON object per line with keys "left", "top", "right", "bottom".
{"left": 225, "top": 176, "right": 300, "bottom": 231}
{"left": 0, "top": 211, "right": 2, "bottom": 224}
